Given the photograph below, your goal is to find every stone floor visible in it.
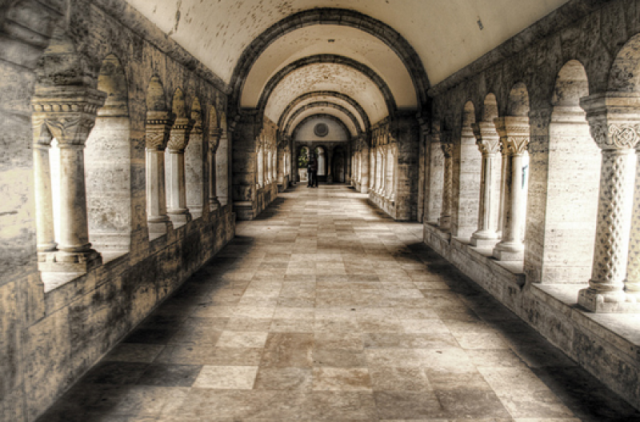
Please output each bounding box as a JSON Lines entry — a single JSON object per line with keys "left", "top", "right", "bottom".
{"left": 39, "top": 184, "right": 640, "bottom": 422}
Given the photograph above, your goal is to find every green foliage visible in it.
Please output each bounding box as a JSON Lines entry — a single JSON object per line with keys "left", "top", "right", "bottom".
{"left": 298, "top": 147, "right": 309, "bottom": 168}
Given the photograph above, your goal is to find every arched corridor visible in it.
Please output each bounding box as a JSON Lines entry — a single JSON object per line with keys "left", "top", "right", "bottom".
{"left": 37, "top": 185, "right": 640, "bottom": 421}
{"left": 7, "top": 1, "right": 640, "bottom": 420}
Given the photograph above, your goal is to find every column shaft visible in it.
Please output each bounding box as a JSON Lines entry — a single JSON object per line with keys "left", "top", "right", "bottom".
{"left": 33, "top": 144, "right": 57, "bottom": 252}
{"left": 440, "top": 141, "right": 453, "bottom": 231}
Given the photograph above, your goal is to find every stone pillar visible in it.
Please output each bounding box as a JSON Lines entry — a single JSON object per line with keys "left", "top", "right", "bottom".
{"left": 32, "top": 125, "right": 57, "bottom": 253}
{"left": 145, "top": 111, "right": 174, "bottom": 235}
{"left": 167, "top": 117, "right": 194, "bottom": 225}
{"left": 31, "top": 86, "right": 106, "bottom": 272}
{"left": 361, "top": 145, "right": 369, "bottom": 194}
{"left": 327, "top": 147, "right": 334, "bottom": 183}
{"left": 425, "top": 127, "right": 444, "bottom": 223}
{"left": 470, "top": 122, "right": 501, "bottom": 247}
{"left": 493, "top": 117, "right": 530, "bottom": 261}
{"left": 389, "top": 145, "right": 396, "bottom": 202}
{"left": 209, "top": 128, "right": 222, "bottom": 211}
{"left": 369, "top": 148, "right": 376, "bottom": 192}
{"left": 579, "top": 93, "right": 640, "bottom": 312}
{"left": 439, "top": 134, "right": 453, "bottom": 231}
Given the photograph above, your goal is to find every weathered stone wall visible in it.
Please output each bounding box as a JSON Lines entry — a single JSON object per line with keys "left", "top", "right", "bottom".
{"left": 423, "top": 0, "right": 640, "bottom": 409}
{"left": 0, "top": 1, "right": 235, "bottom": 421}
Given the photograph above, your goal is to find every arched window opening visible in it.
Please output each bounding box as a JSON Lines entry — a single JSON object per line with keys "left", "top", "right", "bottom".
{"left": 216, "top": 111, "right": 230, "bottom": 206}
{"left": 186, "top": 97, "right": 204, "bottom": 218}
{"left": 316, "top": 146, "right": 326, "bottom": 179}
{"left": 85, "top": 54, "right": 132, "bottom": 254}
{"left": 525, "top": 60, "right": 600, "bottom": 284}
{"left": 453, "top": 100, "right": 481, "bottom": 238}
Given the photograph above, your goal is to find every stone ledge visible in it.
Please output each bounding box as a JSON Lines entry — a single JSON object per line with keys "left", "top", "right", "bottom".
{"left": 424, "top": 228, "right": 640, "bottom": 409}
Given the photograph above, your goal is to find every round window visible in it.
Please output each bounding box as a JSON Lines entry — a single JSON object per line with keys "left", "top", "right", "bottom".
{"left": 314, "top": 122, "right": 329, "bottom": 137}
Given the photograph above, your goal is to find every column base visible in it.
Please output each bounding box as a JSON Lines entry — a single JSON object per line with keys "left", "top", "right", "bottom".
{"left": 148, "top": 216, "right": 172, "bottom": 235}
{"left": 492, "top": 241, "right": 524, "bottom": 261}
{"left": 439, "top": 216, "right": 451, "bottom": 231}
{"left": 470, "top": 231, "right": 499, "bottom": 247}
{"left": 38, "top": 249, "right": 102, "bottom": 273}
{"left": 168, "top": 210, "right": 192, "bottom": 226}
{"left": 578, "top": 288, "right": 640, "bottom": 313}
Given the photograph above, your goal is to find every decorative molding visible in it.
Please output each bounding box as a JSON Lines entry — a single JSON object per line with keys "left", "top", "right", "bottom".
{"left": 145, "top": 111, "right": 175, "bottom": 150}
{"left": 31, "top": 86, "right": 106, "bottom": 146}
{"left": 168, "top": 117, "right": 195, "bottom": 151}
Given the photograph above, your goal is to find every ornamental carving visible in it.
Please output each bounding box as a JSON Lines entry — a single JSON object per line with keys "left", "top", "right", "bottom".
{"left": 589, "top": 122, "right": 640, "bottom": 150}
{"left": 167, "top": 117, "right": 194, "bottom": 151}
{"left": 505, "top": 136, "right": 529, "bottom": 156}
{"left": 476, "top": 138, "right": 500, "bottom": 156}
{"left": 31, "top": 86, "right": 106, "bottom": 146}
{"left": 145, "top": 111, "right": 174, "bottom": 150}
{"left": 441, "top": 142, "right": 454, "bottom": 157}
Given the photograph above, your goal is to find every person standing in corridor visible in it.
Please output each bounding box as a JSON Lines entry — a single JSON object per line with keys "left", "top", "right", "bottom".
{"left": 307, "top": 154, "right": 318, "bottom": 188}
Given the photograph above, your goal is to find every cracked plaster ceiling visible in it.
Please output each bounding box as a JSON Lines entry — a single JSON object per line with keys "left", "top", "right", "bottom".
{"left": 126, "top": 0, "right": 570, "bottom": 125}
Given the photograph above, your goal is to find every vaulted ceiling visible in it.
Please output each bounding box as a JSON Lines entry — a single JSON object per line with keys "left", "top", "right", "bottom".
{"left": 126, "top": 0, "right": 570, "bottom": 130}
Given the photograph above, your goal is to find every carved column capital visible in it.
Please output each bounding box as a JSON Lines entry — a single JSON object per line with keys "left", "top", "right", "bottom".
{"left": 31, "top": 86, "right": 106, "bottom": 146}
{"left": 145, "top": 111, "right": 175, "bottom": 150}
{"left": 494, "top": 116, "right": 530, "bottom": 156}
{"left": 580, "top": 93, "right": 640, "bottom": 151}
{"left": 168, "top": 117, "right": 195, "bottom": 152}
{"left": 472, "top": 122, "right": 500, "bottom": 156}
{"left": 440, "top": 131, "right": 453, "bottom": 157}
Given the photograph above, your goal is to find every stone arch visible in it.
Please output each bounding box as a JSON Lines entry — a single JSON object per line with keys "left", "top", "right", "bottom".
{"left": 453, "top": 100, "right": 481, "bottom": 238}
{"left": 507, "top": 82, "right": 530, "bottom": 117}
{"left": 257, "top": 55, "right": 397, "bottom": 120}
{"left": 229, "top": 8, "right": 429, "bottom": 114}
{"left": 553, "top": 60, "right": 589, "bottom": 106}
{"left": 608, "top": 33, "right": 640, "bottom": 92}
{"left": 278, "top": 91, "right": 371, "bottom": 133}
{"left": 526, "top": 59, "right": 600, "bottom": 284}
{"left": 146, "top": 75, "right": 167, "bottom": 112}
{"left": 186, "top": 96, "right": 205, "bottom": 217}
{"left": 85, "top": 53, "right": 132, "bottom": 252}
{"left": 482, "top": 93, "right": 499, "bottom": 122}
{"left": 171, "top": 88, "right": 187, "bottom": 118}
{"left": 284, "top": 102, "right": 362, "bottom": 138}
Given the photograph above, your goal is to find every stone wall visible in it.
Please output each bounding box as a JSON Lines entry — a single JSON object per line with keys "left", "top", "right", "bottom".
{"left": 0, "top": 1, "right": 235, "bottom": 421}
{"left": 423, "top": 0, "right": 640, "bottom": 409}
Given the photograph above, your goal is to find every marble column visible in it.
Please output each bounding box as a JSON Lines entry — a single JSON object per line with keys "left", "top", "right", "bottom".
{"left": 209, "top": 128, "right": 222, "bottom": 211}
{"left": 361, "top": 145, "right": 369, "bottom": 194}
{"left": 579, "top": 93, "right": 640, "bottom": 312}
{"left": 167, "top": 117, "right": 194, "bottom": 225}
{"left": 31, "top": 85, "right": 106, "bottom": 272}
{"left": 440, "top": 133, "right": 454, "bottom": 231}
{"left": 31, "top": 121, "right": 56, "bottom": 254}
{"left": 146, "top": 111, "right": 175, "bottom": 235}
{"left": 369, "top": 148, "right": 376, "bottom": 192}
{"left": 470, "top": 122, "right": 501, "bottom": 247}
{"left": 493, "top": 117, "right": 529, "bottom": 261}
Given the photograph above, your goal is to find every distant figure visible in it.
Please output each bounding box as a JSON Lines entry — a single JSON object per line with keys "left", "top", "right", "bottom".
{"left": 307, "top": 155, "right": 318, "bottom": 188}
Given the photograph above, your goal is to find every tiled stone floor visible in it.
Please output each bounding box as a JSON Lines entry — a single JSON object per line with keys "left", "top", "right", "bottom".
{"left": 39, "top": 184, "right": 640, "bottom": 422}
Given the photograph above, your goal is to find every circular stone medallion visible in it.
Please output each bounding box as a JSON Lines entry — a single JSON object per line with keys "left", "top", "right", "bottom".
{"left": 314, "top": 122, "right": 329, "bottom": 137}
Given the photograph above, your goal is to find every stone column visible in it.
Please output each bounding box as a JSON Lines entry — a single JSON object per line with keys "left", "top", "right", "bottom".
{"left": 425, "top": 127, "right": 443, "bottom": 223}
{"left": 167, "top": 117, "right": 194, "bottom": 225}
{"left": 31, "top": 122, "right": 57, "bottom": 254}
{"left": 361, "top": 145, "right": 369, "bottom": 194}
{"left": 327, "top": 147, "right": 334, "bottom": 183}
{"left": 369, "top": 148, "right": 376, "bottom": 192}
{"left": 31, "top": 86, "right": 106, "bottom": 272}
{"left": 579, "top": 93, "right": 640, "bottom": 312}
{"left": 493, "top": 117, "right": 530, "bottom": 261}
{"left": 389, "top": 145, "right": 396, "bottom": 202}
{"left": 145, "top": 111, "right": 174, "bottom": 235}
{"left": 470, "top": 122, "right": 501, "bottom": 247}
{"left": 209, "top": 128, "right": 222, "bottom": 211}
{"left": 439, "top": 133, "right": 453, "bottom": 231}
